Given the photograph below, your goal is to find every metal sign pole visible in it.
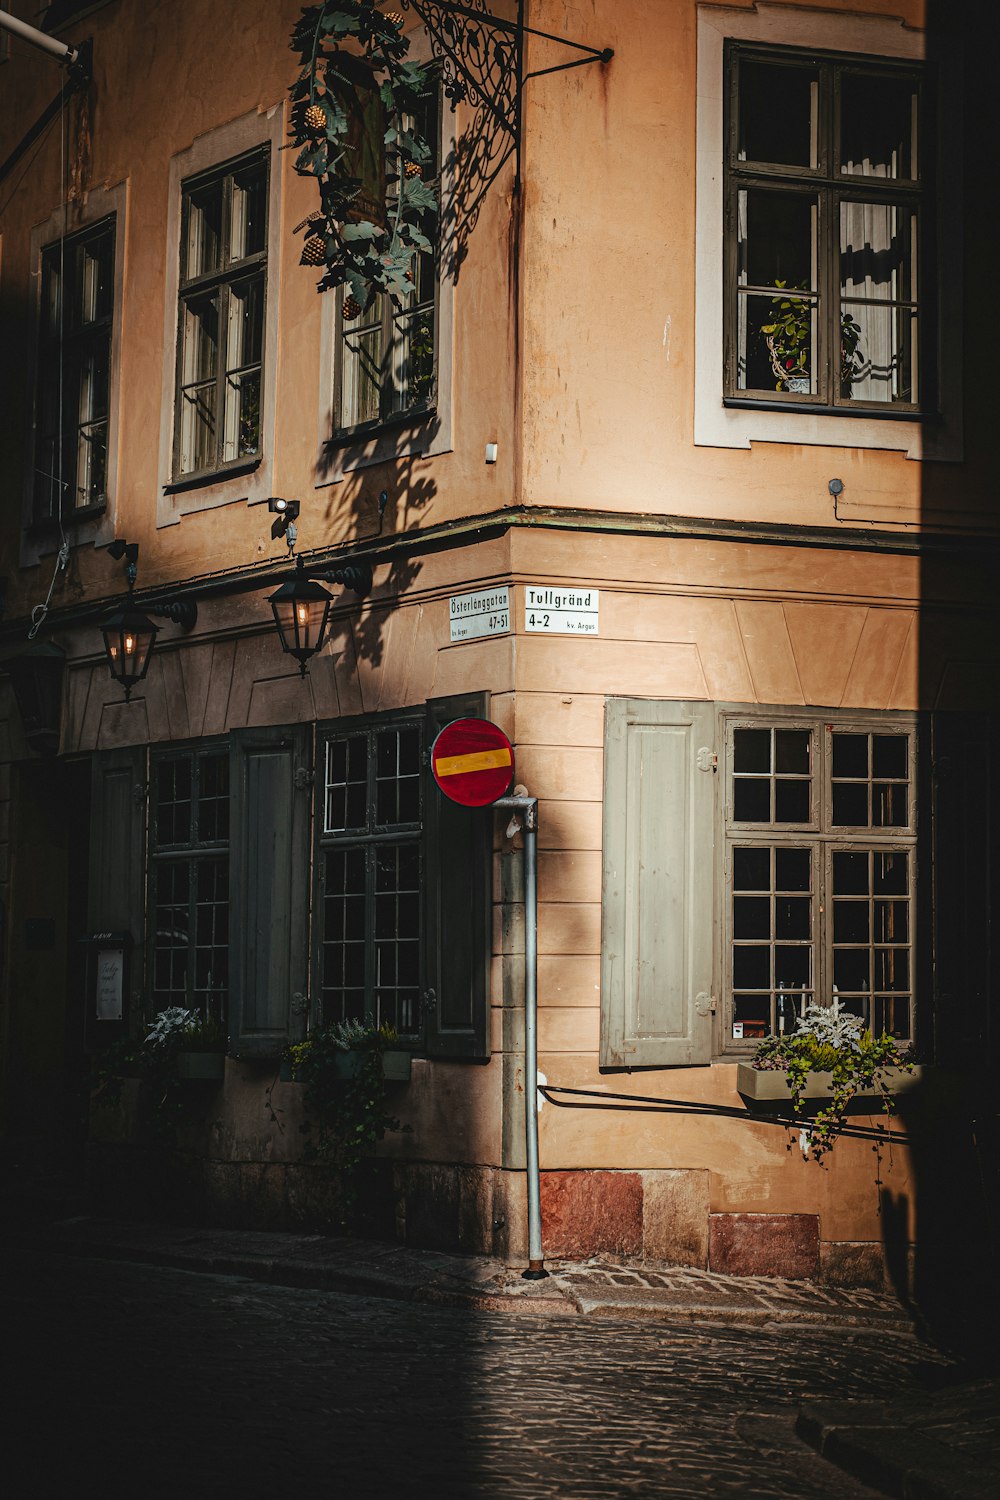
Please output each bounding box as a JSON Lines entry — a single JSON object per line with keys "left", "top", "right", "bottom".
{"left": 495, "top": 793, "right": 546, "bottom": 1279}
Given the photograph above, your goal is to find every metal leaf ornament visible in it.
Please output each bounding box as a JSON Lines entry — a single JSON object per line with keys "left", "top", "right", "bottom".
{"left": 288, "top": 3, "right": 438, "bottom": 309}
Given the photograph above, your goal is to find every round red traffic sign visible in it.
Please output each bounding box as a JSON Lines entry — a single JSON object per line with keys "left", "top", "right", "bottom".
{"left": 431, "top": 718, "right": 514, "bottom": 807}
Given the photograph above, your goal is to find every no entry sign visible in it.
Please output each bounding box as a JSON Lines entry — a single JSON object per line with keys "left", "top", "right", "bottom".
{"left": 431, "top": 718, "right": 514, "bottom": 807}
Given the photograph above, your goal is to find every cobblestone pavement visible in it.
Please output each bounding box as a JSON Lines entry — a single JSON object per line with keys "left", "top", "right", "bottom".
{"left": 4, "top": 1249, "right": 949, "bottom": 1499}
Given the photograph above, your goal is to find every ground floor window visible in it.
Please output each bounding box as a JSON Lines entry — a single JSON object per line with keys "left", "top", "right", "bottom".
{"left": 600, "top": 700, "right": 918, "bottom": 1069}
{"left": 149, "top": 744, "right": 230, "bottom": 1022}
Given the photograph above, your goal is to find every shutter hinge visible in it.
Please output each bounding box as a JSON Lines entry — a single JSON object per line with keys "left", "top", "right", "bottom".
{"left": 291, "top": 991, "right": 309, "bottom": 1016}
{"left": 132, "top": 782, "right": 146, "bottom": 806}
{"left": 421, "top": 987, "right": 437, "bottom": 1014}
{"left": 293, "top": 765, "right": 313, "bottom": 791}
{"left": 696, "top": 748, "right": 717, "bottom": 773}
{"left": 695, "top": 992, "right": 716, "bottom": 1016}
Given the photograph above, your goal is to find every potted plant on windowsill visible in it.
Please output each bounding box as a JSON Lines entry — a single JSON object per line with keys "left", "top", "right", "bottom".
{"left": 736, "top": 998, "right": 919, "bottom": 1160}
{"left": 760, "top": 282, "right": 864, "bottom": 395}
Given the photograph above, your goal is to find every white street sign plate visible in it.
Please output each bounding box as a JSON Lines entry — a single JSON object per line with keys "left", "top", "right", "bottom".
{"left": 449, "top": 586, "right": 510, "bottom": 642}
{"left": 524, "top": 585, "right": 599, "bottom": 635}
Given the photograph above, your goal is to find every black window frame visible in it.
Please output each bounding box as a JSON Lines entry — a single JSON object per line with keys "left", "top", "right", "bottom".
{"left": 172, "top": 145, "right": 269, "bottom": 484}
{"left": 148, "top": 740, "right": 231, "bottom": 1024}
{"left": 314, "top": 709, "right": 426, "bottom": 1040}
{"left": 723, "top": 41, "right": 931, "bottom": 418}
{"left": 33, "top": 214, "right": 116, "bottom": 526}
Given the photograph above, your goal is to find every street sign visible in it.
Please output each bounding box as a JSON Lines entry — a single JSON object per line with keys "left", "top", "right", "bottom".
{"left": 431, "top": 717, "right": 514, "bottom": 807}
{"left": 449, "top": 586, "right": 510, "bottom": 642}
{"left": 524, "top": 584, "right": 599, "bottom": 635}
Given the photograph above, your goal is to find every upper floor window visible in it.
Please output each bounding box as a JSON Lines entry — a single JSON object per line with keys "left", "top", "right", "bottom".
{"left": 333, "top": 80, "right": 440, "bottom": 435}
{"left": 173, "top": 148, "right": 268, "bottom": 481}
{"left": 725, "top": 43, "right": 925, "bottom": 414}
{"left": 34, "top": 216, "right": 115, "bottom": 522}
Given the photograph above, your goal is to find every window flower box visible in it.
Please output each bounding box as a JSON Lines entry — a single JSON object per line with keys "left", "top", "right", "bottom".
{"left": 332, "top": 1049, "right": 411, "bottom": 1083}
{"left": 176, "top": 1051, "right": 226, "bottom": 1083}
{"left": 737, "top": 1061, "right": 923, "bottom": 1111}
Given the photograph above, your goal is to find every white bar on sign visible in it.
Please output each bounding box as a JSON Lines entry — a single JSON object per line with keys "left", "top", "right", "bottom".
{"left": 524, "top": 585, "right": 599, "bottom": 635}
{"left": 449, "top": 586, "right": 511, "bottom": 643}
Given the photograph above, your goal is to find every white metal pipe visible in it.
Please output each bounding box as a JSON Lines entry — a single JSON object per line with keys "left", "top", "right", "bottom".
{"left": 0, "top": 10, "right": 79, "bottom": 65}
{"left": 496, "top": 792, "right": 546, "bottom": 1278}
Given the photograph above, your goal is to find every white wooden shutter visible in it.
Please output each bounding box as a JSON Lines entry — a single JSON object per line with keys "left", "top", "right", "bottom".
{"left": 601, "top": 699, "right": 716, "bottom": 1067}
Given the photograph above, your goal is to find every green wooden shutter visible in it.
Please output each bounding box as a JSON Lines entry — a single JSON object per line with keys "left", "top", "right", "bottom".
{"left": 423, "top": 692, "right": 492, "bottom": 1060}
{"left": 601, "top": 698, "right": 716, "bottom": 1067}
{"left": 229, "top": 725, "right": 310, "bottom": 1057}
{"left": 88, "top": 746, "right": 147, "bottom": 1022}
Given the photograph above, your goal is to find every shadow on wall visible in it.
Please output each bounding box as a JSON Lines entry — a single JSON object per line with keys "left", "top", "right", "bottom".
{"left": 910, "top": 0, "right": 1000, "bottom": 1364}
{"left": 315, "top": 423, "right": 440, "bottom": 674}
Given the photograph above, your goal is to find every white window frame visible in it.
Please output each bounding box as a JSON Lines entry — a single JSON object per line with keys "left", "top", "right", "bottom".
{"left": 695, "top": 2, "right": 962, "bottom": 461}
{"left": 314, "top": 25, "right": 454, "bottom": 487}
{"left": 157, "top": 106, "right": 284, "bottom": 528}
{"left": 21, "top": 180, "right": 126, "bottom": 568}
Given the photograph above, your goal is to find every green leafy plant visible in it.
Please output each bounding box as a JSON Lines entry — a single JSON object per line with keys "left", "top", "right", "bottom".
{"left": 288, "top": 3, "right": 438, "bottom": 308}
{"left": 91, "top": 1008, "right": 226, "bottom": 1140}
{"left": 752, "top": 998, "right": 912, "bottom": 1161}
{"left": 760, "top": 283, "right": 866, "bottom": 393}
{"left": 284, "top": 1016, "right": 401, "bottom": 1223}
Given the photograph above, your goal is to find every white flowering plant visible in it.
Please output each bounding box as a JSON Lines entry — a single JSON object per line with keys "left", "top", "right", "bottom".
{"left": 752, "top": 998, "right": 912, "bottom": 1161}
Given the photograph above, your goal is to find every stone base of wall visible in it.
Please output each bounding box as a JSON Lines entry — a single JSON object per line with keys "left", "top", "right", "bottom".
{"left": 85, "top": 1146, "right": 908, "bottom": 1289}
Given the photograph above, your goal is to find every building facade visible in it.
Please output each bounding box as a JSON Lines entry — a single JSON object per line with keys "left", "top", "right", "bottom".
{"left": 1, "top": 0, "right": 995, "bottom": 1290}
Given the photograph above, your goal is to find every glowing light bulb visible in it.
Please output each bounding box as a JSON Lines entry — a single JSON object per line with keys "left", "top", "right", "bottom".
{"left": 296, "top": 603, "right": 308, "bottom": 627}
{"left": 124, "top": 633, "right": 135, "bottom": 656}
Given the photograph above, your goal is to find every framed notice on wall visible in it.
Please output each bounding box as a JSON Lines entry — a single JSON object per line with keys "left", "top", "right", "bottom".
{"left": 84, "top": 931, "right": 131, "bottom": 1038}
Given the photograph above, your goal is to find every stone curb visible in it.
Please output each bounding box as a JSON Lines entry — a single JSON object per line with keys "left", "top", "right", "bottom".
{"left": 797, "top": 1402, "right": 1000, "bottom": 1500}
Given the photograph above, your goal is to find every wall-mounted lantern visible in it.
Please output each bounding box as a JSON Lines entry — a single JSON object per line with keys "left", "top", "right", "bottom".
{"left": 268, "top": 556, "right": 333, "bottom": 677}
{"left": 5, "top": 641, "right": 65, "bottom": 755}
{"left": 101, "top": 594, "right": 159, "bottom": 702}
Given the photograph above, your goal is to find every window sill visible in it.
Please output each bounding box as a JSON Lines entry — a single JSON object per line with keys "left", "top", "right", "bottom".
{"left": 25, "top": 502, "right": 107, "bottom": 541}
{"left": 163, "top": 456, "right": 262, "bottom": 496}
{"left": 723, "top": 397, "right": 927, "bottom": 424}
{"left": 326, "top": 404, "right": 437, "bottom": 452}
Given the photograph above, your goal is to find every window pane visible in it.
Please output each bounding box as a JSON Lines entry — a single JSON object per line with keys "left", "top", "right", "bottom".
{"left": 840, "top": 73, "right": 917, "bottom": 180}
{"left": 774, "top": 730, "right": 809, "bottom": 775}
{"left": 873, "top": 782, "right": 907, "bottom": 828}
{"left": 198, "top": 753, "right": 230, "bottom": 843}
{"left": 738, "top": 292, "right": 817, "bottom": 394}
{"left": 80, "top": 228, "right": 114, "bottom": 324}
{"left": 392, "top": 303, "right": 435, "bottom": 413}
{"left": 738, "top": 59, "right": 818, "bottom": 168}
{"left": 373, "top": 843, "right": 421, "bottom": 1035}
{"left": 775, "top": 945, "right": 810, "bottom": 989}
{"left": 734, "top": 896, "right": 770, "bottom": 939}
{"left": 775, "top": 896, "right": 809, "bottom": 940}
{"left": 775, "top": 848, "right": 810, "bottom": 892}
{"left": 325, "top": 734, "right": 368, "bottom": 832}
{"left": 184, "top": 179, "right": 222, "bottom": 279}
{"left": 733, "top": 728, "right": 770, "bottom": 773}
{"left": 874, "top": 850, "right": 907, "bottom": 896}
{"left": 840, "top": 204, "right": 916, "bottom": 404}
{"left": 740, "top": 189, "right": 816, "bottom": 290}
{"left": 733, "top": 945, "right": 770, "bottom": 989}
{"left": 733, "top": 846, "right": 770, "bottom": 891}
{"left": 873, "top": 735, "right": 907, "bottom": 780}
{"left": 734, "top": 777, "right": 771, "bottom": 823}
{"left": 339, "top": 298, "right": 385, "bottom": 427}
{"left": 733, "top": 995, "right": 769, "bottom": 1040}
{"left": 231, "top": 161, "right": 267, "bottom": 260}
{"left": 376, "top": 726, "right": 421, "bottom": 826}
{"left": 874, "top": 899, "right": 907, "bottom": 944}
{"left": 833, "top": 782, "right": 868, "bottom": 826}
{"left": 775, "top": 779, "right": 809, "bottom": 823}
{"left": 834, "top": 900, "right": 869, "bottom": 944}
{"left": 833, "top": 733, "right": 868, "bottom": 778}
{"left": 156, "top": 758, "right": 192, "bottom": 846}
{"left": 833, "top": 851, "right": 869, "bottom": 895}
{"left": 321, "top": 846, "right": 368, "bottom": 1023}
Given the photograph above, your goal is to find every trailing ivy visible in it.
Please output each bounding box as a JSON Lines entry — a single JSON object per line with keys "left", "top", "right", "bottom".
{"left": 288, "top": 3, "right": 438, "bottom": 308}
{"left": 752, "top": 1000, "right": 912, "bottom": 1162}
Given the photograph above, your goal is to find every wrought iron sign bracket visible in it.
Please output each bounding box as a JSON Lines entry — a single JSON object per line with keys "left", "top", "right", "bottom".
{"left": 403, "top": 0, "right": 613, "bottom": 185}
